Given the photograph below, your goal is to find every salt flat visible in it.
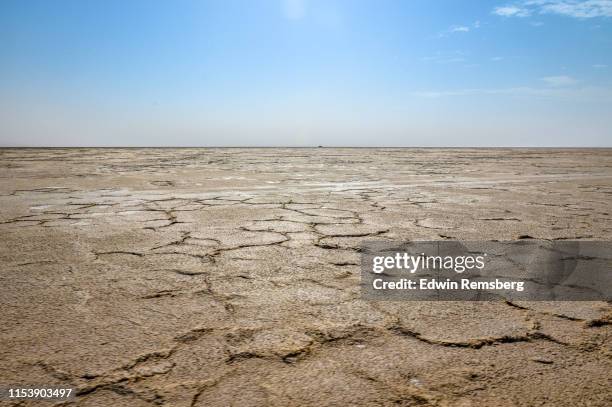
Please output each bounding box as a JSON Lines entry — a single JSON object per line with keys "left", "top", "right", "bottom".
{"left": 0, "top": 148, "right": 611, "bottom": 406}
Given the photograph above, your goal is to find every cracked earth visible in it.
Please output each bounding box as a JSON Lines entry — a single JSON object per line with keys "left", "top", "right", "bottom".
{"left": 0, "top": 148, "right": 611, "bottom": 406}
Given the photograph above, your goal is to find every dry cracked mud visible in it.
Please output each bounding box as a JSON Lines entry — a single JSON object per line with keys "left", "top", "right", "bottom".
{"left": 0, "top": 148, "right": 611, "bottom": 406}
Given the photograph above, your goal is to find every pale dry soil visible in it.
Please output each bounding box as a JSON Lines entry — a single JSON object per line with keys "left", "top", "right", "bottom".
{"left": 0, "top": 148, "right": 611, "bottom": 407}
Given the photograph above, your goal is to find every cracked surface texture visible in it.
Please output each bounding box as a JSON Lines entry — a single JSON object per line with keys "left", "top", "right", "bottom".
{"left": 0, "top": 148, "right": 611, "bottom": 406}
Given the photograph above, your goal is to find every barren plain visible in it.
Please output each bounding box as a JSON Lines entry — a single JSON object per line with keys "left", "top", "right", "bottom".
{"left": 0, "top": 148, "right": 611, "bottom": 406}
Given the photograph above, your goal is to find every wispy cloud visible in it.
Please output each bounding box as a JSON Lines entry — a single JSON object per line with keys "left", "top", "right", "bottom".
{"left": 411, "top": 85, "right": 612, "bottom": 102}
{"left": 593, "top": 63, "right": 608, "bottom": 68}
{"left": 494, "top": 5, "right": 531, "bottom": 16}
{"left": 535, "top": 0, "right": 612, "bottom": 18}
{"left": 412, "top": 87, "right": 550, "bottom": 98}
{"left": 421, "top": 56, "right": 466, "bottom": 64}
{"left": 494, "top": 1, "right": 612, "bottom": 19}
{"left": 541, "top": 75, "right": 578, "bottom": 86}
{"left": 450, "top": 25, "right": 471, "bottom": 32}
{"left": 439, "top": 21, "right": 480, "bottom": 37}
{"left": 491, "top": 56, "right": 505, "bottom": 61}
{"left": 421, "top": 51, "right": 467, "bottom": 64}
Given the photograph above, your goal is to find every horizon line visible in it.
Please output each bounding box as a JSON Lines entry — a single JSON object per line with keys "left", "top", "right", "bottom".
{"left": 1, "top": 146, "right": 612, "bottom": 149}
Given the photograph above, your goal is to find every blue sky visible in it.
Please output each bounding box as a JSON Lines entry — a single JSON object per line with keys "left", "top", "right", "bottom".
{"left": 0, "top": 0, "right": 611, "bottom": 146}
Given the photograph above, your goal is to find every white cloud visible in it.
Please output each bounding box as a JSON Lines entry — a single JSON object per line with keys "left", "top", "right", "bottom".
{"left": 491, "top": 56, "right": 504, "bottom": 61}
{"left": 282, "top": 0, "right": 307, "bottom": 20}
{"left": 421, "top": 56, "right": 466, "bottom": 64}
{"left": 534, "top": 0, "right": 612, "bottom": 18}
{"left": 440, "top": 21, "right": 480, "bottom": 37}
{"left": 411, "top": 85, "right": 612, "bottom": 102}
{"left": 450, "top": 25, "right": 470, "bottom": 32}
{"left": 593, "top": 64, "right": 608, "bottom": 68}
{"left": 494, "top": 5, "right": 532, "bottom": 16}
{"left": 541, "top": 75, "right": 578, "bottom": 86}
{"left": 421, "top": 51, "right": 467, "bottom": 64}
{"left": 494, "top": 1, "right": 612, "bottom": 19}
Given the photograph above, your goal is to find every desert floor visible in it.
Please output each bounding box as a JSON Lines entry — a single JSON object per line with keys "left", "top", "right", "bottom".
{"left": 0, "top": 148, "right": 611, "bottom": 406}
